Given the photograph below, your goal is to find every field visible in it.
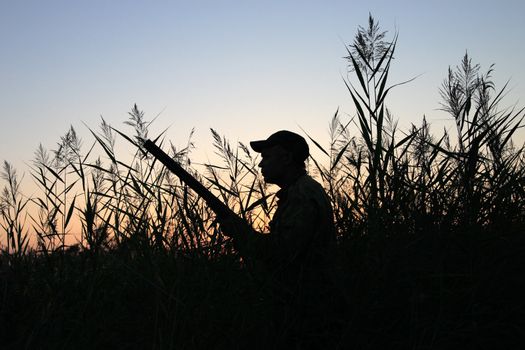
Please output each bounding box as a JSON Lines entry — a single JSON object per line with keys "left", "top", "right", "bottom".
{"left": 2, "top": 16, "right": 524, "bottom": 349}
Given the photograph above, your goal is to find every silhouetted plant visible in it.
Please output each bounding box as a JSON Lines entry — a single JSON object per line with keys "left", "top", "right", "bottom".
{"left": 0, "top": 161, "right": 29, "bottom": 257}
{"left": 346, "top": 13, "right": 391, "bottom": 77}
{"left": 438, "top": 53, "right": 525, "bottom": 228}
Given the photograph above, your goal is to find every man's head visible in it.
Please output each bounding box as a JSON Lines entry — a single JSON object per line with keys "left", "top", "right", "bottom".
{"left": 250, "top": 130, "right": 309, "bottom": 186}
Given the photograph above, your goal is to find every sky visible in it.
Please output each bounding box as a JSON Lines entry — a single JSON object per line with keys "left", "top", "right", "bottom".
{"left": 1, "top": 0, "right": 525, "bottom": 182}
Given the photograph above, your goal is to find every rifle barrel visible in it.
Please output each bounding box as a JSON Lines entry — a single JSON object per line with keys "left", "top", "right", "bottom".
{"left": 143, "top": 139, "right": 235, "bottom": 219}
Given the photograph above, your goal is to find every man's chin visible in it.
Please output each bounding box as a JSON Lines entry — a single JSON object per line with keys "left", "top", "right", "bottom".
{"left": 262, "top": 175, "right": 275, "bottom": 184}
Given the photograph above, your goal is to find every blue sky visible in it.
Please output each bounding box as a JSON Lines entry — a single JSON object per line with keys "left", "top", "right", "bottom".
{"left": 1, "top": 0, "right": 524, "bottom": 176}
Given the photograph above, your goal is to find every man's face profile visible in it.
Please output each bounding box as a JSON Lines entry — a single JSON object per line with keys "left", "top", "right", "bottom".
{"left": 258, "top": 145, "right": 291, "bottom": 185}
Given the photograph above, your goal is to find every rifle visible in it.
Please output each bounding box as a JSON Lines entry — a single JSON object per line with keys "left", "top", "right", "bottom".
{"left": 142, "top": 139, "right": 238, "bottom": 220}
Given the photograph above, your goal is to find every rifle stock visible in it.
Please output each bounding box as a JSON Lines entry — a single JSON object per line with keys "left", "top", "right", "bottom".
{"left": 143, "top": 139, "right": 237, "bottom": 219}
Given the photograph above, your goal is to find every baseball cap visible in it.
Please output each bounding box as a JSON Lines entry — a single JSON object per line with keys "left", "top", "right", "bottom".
{"left": 250, "top": 130, "right": 309, "bottom": 162}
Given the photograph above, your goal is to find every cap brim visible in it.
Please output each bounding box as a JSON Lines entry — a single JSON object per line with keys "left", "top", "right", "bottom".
{"left": 250, "top": 140, "right": 268, "bottom": 153}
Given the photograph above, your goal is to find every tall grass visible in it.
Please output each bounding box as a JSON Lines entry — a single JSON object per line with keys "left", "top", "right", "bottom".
{"left": 1, "top": 15, "right": 524, "bottom": 349}
{"left": 0, "top": 161, "right": 30, "bottom": 258}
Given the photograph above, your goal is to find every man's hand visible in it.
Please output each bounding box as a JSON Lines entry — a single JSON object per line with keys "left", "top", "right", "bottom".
{"left": 217, "top": 214, "right": 252, "bottom": 239}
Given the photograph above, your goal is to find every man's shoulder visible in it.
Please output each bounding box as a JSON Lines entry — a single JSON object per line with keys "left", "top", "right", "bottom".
{"left": 295, "top": 174, "right": 323, "bottom": 188}
{"left": 290, "top": 174, "right": 329, "bottom": 200}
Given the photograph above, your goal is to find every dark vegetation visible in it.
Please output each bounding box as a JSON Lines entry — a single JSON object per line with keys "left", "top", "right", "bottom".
{"left": 1, "top": 16, "right": 524, "bottom": 349}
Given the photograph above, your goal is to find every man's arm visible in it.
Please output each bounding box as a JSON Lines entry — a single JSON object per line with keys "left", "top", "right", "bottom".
{"left": 223, "top": 192, "right": 326, "bottom": 266}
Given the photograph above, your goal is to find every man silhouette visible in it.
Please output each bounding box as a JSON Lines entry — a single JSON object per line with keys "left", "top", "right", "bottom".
{"left": 218, "top": 130, "right": 338, "bottom": 347}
